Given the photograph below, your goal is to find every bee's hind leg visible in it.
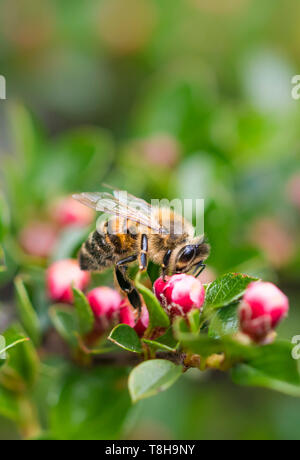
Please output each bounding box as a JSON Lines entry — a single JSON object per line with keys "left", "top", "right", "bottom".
{"left": 115, "top": 255, "right": 142, "bottom": 313}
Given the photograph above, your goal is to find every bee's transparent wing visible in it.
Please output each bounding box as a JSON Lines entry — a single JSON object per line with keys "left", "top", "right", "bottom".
{"left": 113, "top": 191, "right": 154, "bottom": 214}
{"left": 72, "top": 192, "right": 167, "bottom": 234}
{"left": 102, "top": 184, "right": 154, "bottom": 215}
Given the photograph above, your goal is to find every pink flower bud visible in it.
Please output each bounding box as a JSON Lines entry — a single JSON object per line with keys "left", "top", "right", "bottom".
{"left": 119, "top": 299, "right": 149, "bottom": 336}
{"left": 154, "top": 274, "right": 205, "bottom": 316}
{"left": 87, "top": 287, "right": 122, "bottom": 320}
{"left": 47, "top": 259, "right": 91, "bottom": 303}
{"left": 153, "top": 276, "right": 170, "bottom": 303}
{"left": 239, "top": 281, "right": 289, "bottom": 342}
{"left": 51, "top": 196, "right": 94, "bottom": 228}
{"left": 19, "top": 221, "right": 57, "bottom": 258}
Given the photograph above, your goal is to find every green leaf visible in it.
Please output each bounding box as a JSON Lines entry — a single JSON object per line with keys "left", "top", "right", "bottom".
{"left": 128, "top": 359, "right": 183, "bottom": 403}
{"left": 1, "top": 325, "right": 39, "bottom": 388}
{"left": 204, "top": 273, "right": 257, "bottom": 310}
{"left": 7, "top": 102, "right": 41, "bottom": 169}
{"left": 147, "top": 261, "right": 161, "bottom": 286}
{"left": 187, "top": 309, "right": 201, "bottom": 333}
{"left": 49, "top": 366, "right": 131, "bottom": 440}
{"left": 142, "top": 327, "right": 178, "bottom": 352}
{"left": 49, "top": 305, "right": 78, "bottom": 347}
{"left": 172, "top": 316, "right": 190, "bottom": 337}
{"left": 143, "top": 326, "right": 178, "bottom": 352}
{"left": 136, "top": 281, "right": 170, "bottom": 330}
{"left": 73, "top": 288, "right": 95, "bottom": 335}
{"left": 208, "top": 303, "right": 239, "bottom": 339}
{"left": 14, "top": 277, "right": 41, "bottom": 346}
{"left": 0, "top": 337, "right": 29, "bottom": 358}
{"left": 0, "top": 386, "right": 20, "bottom": 421}
{"left": 231, "top": 341, "right": 300, "bottom": 397}
{"left": 108, "top": 324, "right": 142, "bottom": 353}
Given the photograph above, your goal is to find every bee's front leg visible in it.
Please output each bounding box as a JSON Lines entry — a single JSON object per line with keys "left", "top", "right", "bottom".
{"left": 161, "top": 249, "right": 172, "bottom": 280}
{"left": 115, "top": 255, "right": 142, "bottom": 312}
{"left": 139, "top": 234, "right": 148, "bottom": 271}
{"left": 193, "top": 261, "right": 206, "bottom": 278}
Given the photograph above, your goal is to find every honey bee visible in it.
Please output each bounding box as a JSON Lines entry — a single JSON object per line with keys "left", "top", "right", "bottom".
{"left": 73, "top": 189, "right": 210, "bottom": 311}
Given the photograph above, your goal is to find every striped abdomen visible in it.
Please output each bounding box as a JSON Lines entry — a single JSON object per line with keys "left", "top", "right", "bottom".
{"left": 79, "top": 230, "right": 115, "bottom": 272}
{"left": 79, "top": 227, "right": 138, "bottom": 272}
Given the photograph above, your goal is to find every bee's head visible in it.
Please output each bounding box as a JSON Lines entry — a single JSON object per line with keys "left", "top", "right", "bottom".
{"left": 175, "top": 238, "right": 210, "bottom": 274}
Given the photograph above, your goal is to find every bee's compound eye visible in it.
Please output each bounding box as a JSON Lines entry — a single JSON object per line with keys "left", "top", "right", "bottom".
{"left": 178, "top": 245, "right": 196, "bottom": 263}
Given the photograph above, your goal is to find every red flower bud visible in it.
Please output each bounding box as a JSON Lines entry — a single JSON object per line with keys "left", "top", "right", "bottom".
{"left": 153, "top": 276, "right": 169, "bottom": 303}
{"left": 87, "top": 287, "right": 122, "bottom": 321}
{"left": 154, "top": 274, "right": 205, "bottom": 316}
{"left": 51, "top": 196, "right": 94, "bottom": 228}
{"left": 19, "top": 221, "right": 57, "bottom": 258}
{"left": 47, "top": 259, "right": 91, "bottom": 303}
{"left": 239, "top": 281, "right": 289, "bottom": 342}
{"left": 119, "top": 299, "right": 149, "bottom": 336}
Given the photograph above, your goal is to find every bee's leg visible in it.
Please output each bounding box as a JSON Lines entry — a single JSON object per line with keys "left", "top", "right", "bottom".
{"left": 115, "top": 255, "right": 138, "bottom": 292}
{"left": 161, "top": 249, "right": 172, "bottom": 280}
{"left": 139, "top": 234, "right": 148, "bottom": 271}
{"left": 194, "top": 261, "right": 206, "bottom": 278}
{"left": 115, "top": 255, "right": 142, "bottom": 312}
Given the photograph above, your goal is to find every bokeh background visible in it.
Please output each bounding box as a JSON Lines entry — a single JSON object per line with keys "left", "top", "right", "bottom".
{"left": 0, "top": 0, "right": 300, "bottom": 440}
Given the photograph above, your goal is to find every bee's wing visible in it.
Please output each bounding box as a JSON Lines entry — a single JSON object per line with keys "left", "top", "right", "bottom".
{"left": 102, "top": 184, "right": 154, "bottom": 215}
{"left": 113, "top": 190, "right": 153, "bottom": 214}
{"left": 73, "top": 192, "right": 167, "bottom": 234}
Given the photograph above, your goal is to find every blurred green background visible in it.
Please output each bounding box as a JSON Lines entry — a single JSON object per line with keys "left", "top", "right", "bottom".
{"left": 0, "top": 0, "right": 300, "bottom": 440}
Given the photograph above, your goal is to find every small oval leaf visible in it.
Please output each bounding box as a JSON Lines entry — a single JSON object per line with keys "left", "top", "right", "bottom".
{"left": 2, "top": 325, "right": 39, "bottom": 387}
{"left": 204, "top": 273, "right": 258, "bottom": 310}
{"left": 109, "top": 324, "right": 142, "bottom": 353}
{"left": 208, "top": 303, "right": 239, "bottom": 339}
{"left": 128, "top": 359, "right": 182, "bottom": 403}
{"left": 49, "top": 305, "right": 78, "bottom": 347}
{"left": 136, "top": 281, "right": 170, "bottom": 330}
{"left": 14, "top": 277, "right": 41, "bottom": 346}
{"left": 73, "top": 287, "right": 95, "bottom": 335}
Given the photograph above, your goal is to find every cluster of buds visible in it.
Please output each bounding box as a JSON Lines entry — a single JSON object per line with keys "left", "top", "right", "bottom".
{"left": 154, "top": 274, "right": 205, "bottom": 317}
{"left": 239, "top": 281, "right": 289, "bottom": 343}
{"left": 154, "top": 274, "right": 289, "bottom": 344}
{"left": 46, "top": 259, "right": 149, "bottom": 337}
{"left": 47, "top": 260, "right": 289, "bottom": 345}
{"left": 20, "top": 195, "right": 95, "bottom": 259}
